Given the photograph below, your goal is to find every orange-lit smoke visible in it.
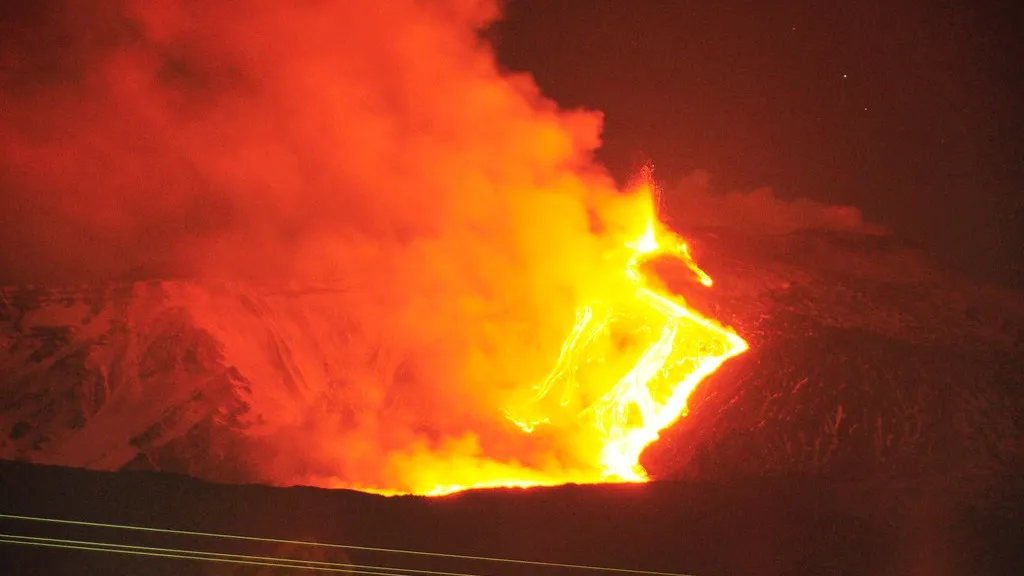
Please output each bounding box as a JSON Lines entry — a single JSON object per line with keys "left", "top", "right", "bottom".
{"left": 0, "top": 1, "right": 665, "bottom": 492}
{"left": 665, "top": 170, "right": 886, "bottom": 236}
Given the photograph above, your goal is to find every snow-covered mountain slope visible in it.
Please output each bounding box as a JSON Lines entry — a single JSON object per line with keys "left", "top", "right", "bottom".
{"left": 2, "top": 229, "right": 1022, "bottom": 488}
{"left": 0, "top": 281, "right": 411, "bottom": 484}
{"left": 1, "top": 282, "right": 248, "bottom": 476}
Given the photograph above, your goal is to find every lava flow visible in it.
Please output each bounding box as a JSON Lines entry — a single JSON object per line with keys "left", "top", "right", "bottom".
{"left": 420, "top": 173, "right": 749, "bottom": 496}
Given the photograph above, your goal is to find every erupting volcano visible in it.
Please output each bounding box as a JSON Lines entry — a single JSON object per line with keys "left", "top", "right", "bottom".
{"left": 0, "top": 169, "right": 751, "bottom": 498}
{"left": 425, "top": 170, "right": 748, "bottom": 495}
{"left": 0, "top": 0, "right": 757, "bottom": 497}
{"left": 3, "top": 0, "right": 1021, "bottom": 504}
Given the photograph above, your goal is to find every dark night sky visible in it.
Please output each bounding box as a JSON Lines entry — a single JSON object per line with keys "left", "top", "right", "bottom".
{"left": 0, "top": 1, "right": 1020, "bottom": 290}
{"left": 493, "top": 0, "right": 1023, "bottom": 289}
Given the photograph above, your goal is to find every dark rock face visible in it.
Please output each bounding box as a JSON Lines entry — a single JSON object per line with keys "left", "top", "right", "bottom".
{"left": 1, "top": 229, "right": 1022, "bottom": 488}
{"left": 3, "top": 459, "right": 1021, "bottom": 576}
{"left": 644, "top": 228, "right": 1024, "bottom": 482}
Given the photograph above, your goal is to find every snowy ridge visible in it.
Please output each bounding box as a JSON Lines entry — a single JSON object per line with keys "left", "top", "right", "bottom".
{"left": 2, "top": 229, "right": 1023, "bottom": 487}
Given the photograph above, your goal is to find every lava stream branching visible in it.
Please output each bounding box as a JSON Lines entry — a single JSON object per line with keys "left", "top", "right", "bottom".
{"left": 409, "top": 175, "right": 749, "bottom": 496}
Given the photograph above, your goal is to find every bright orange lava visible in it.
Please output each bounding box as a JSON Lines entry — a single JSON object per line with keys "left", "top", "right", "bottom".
{"left": 400, "top": 173, "right": 749, "bottom": 497}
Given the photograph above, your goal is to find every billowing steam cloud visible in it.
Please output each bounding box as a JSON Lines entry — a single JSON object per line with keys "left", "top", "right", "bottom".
{"left": 0, "top": 0, "right": 637, "bottom": 490}
{"left": 0, "top": 0, "right": 618, "bottom": 283}
{"left": 0, "top": 1, "right": 881, "bottom": 491}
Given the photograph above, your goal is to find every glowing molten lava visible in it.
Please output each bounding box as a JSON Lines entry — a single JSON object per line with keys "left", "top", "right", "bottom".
{"left": 408, "top": 174, "right": 748, "bottom": 496}
{"left": 502, "top": 177, "right": 747, "bottom": 486}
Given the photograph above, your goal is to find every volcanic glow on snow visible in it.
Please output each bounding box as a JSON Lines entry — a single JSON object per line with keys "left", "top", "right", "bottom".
{"left": 0, "top": 2, "right": 750, "bottom": 498}
{"left": 414, "top": 174, "right": 748, "bottom": 496}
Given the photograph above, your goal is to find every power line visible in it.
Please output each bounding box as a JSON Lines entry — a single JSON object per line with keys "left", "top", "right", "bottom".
{"left": 0, "top": 513, "right": 694, "bottom": 576}
{"left": 0, "top": 536, "right": 393, "bottom": 574}
{"left": 0, "top": 533, "right": 472, "bottom": 576}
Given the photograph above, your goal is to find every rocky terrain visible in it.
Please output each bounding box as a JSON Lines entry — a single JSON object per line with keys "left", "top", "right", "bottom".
{"left": 1, "top": 459, "right": 1022, "bottom": 576}
{"left": 2, "top": 227, "right": 1022, "bottom": 488}
{"left": 645, "top": 228, "right": 1024, "bottom": 483}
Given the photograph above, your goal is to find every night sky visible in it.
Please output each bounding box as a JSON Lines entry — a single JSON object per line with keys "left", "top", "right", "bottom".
{"left": 0, "top": 1, "right": 1020, "bottom": 290}
{"left": 493, "top": 0, "right": 1023, "bottom": 288}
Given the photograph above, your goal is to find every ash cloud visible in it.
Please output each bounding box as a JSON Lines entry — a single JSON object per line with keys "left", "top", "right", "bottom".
{"left": 662, "top": 170, "right": 887, "bottom": 236}
{"left": 0, "top": 0, "right": 614, "bottom": 285}
{"left": 0, "top": 0, "right": 631, "bottom": 489}
{"left": 0, "top": 1, "right": 884, "bottom": 491}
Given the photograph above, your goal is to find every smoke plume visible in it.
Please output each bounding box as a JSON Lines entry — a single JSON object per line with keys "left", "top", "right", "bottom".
{"left": 0, "top": 1, "right": 883, "bottom": 491}
{"left": 0, "top": 0, "right": 640, "bottom": 490}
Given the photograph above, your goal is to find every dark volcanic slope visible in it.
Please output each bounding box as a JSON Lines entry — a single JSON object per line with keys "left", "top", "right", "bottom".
{"left": 646, "top": 228, "right": 1024, "bottom": 481}
{"left": 1, "top": 461, "right": 1023, "bottom": 576}
{"left": 1, "top": 228, "right": 1022, "bottom": 487}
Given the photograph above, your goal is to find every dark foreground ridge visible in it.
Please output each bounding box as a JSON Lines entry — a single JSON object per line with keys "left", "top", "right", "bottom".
{"left": 1, "top": 460, "right": 1022, "bottom": 576}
